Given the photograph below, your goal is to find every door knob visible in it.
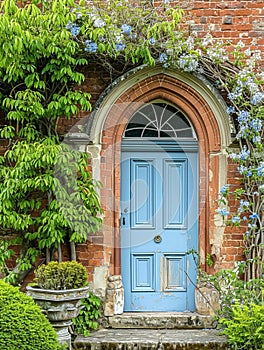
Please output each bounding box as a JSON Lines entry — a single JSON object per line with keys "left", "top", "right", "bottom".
{"left": 154, "top": 235, "right": 162, "bottom": 243}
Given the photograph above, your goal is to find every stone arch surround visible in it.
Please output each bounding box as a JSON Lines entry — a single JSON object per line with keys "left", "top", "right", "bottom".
{"left": 88, "top": 66, "right": 232, "bottom": 276}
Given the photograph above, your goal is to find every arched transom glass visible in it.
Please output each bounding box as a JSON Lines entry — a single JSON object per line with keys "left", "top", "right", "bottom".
{"left": 124, "top": 103, "right": 195, "bottom": 138}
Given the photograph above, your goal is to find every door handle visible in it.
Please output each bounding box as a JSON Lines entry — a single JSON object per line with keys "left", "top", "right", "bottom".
{"left": 154, "top": 235, "right": 162, "bottom": 243}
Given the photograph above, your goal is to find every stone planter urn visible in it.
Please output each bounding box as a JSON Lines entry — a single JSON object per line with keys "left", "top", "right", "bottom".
{"left": 27, "top": 286, "right": 89, "bottom": 349}
{"left": 195, "top": 283, "right": 220, "bottom": 316}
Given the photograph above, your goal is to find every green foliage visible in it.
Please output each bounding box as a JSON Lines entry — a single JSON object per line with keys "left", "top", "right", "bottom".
{"left": 0, "top": 137, "right": 102, "bottom": 283}
{"left": 210, "top": 270, "right": 264, "bottom": 321}
{"left": 0, "top": 0, "right": 104, "bottom": 284}
{"left": 72, "top": 293, "right": 102, "bottom": 336}
{"left": 0, "top": 0, "right": 91, "bottom": 141}
{"left": 0, "top": 279, "right": 62, "bottom": 350}
{"left": 194, "top": 268, "right": 264, "bottom": 349}
{"left": 70, "top": 0, "right": 184, "bottom": 67}
{"left": 34, "top": 261, "right": 88, "bottom": 290}
{"left": 0, "top": 239, "right": 15, "bottom": 275}
{"left": 205, "top": 253, "right": 214, "bottom": 267}
{"left": 219, "top": 301, "right": 264, "bottom": 349}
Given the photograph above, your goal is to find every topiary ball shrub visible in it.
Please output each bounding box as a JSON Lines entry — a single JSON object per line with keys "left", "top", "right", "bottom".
{"left": 0, "top": 280, "right": 63, "bottom": 350}
{"left": 34, "top": 261, "right": 88, "bottom": 290}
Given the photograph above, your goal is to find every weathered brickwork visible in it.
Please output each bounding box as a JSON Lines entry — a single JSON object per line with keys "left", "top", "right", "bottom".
{"left": 2, "top": 1, "right": 263, "bottom": 294}
{"left": 69, "top": 2, "right": 264, "bottom": 286}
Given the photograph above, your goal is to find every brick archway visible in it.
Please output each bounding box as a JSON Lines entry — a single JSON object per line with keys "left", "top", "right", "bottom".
{"left": 96, "top": 70, "right": 230, "bottom": 276}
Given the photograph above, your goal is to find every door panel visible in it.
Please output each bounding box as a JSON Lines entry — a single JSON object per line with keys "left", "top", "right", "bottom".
{"left": 162, "top": 254, "right": 186, "bottom": 291}
{"left": 131, "top": 253, "right": 155, "bottom": 291}
{"left": 131, "top": 160, "right": 155, "bottom": 229}
{"left": 121, "top": 144, "right": 198, "bottom": 312}
{"left": 163, "top": 159, "right": 187, "bottom": 228}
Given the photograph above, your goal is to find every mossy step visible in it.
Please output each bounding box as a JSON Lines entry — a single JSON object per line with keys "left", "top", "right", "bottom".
{"left": 108, "top": 312, "right": 217, "bottom": 329}
{"left": 75, "top": 329, "right": 228, "bottom": 350}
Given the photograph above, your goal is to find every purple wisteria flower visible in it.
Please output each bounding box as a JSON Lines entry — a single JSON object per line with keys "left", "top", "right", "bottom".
{"left": 159, "top": 53, "right": 168, "bottom": 63}
{"left": 121, "top": 24, "right": 132, "bottom": 35}
{"left": 240, "top": 199, "right": 250, "bottom": 208}
{"left": 237, "top": 110, "right": 250, "bottom": 124}
{"left": 66, "top": 22, "right": 80, "bottom": 36}
{"left": 93, "top": 18, "right": 106, "bottom": 28}
{"left": 231, "top": 216, "right": 240, "bottom": 224}
{"left": 218, "top": 208, "right": 229, "bottom": 216}
{"left": 84, "top": 40, "right": 98, "bottom": 53}
{"left": 149, "top": 37, "right": 156, "bottom": 45}
{"left": 238, "top": 165, "right": 248, "bottom": 175}
{"left": 116, "top": 43, "right": 125, "bottom": 51}
{"left": 228, "top": 87, "right": 242, "bottom": 101}
{"left": 239, "top": 146, "right": 250, "bottom": 160}
{"left": 129, "top": 33, "right": 137, "bottom": 40}
{"left": 251, "top": 92, "right": 264, "bottom": 105}
{"left": 249, "top": 118, "right": 262, "bottom": 132}
{"left": 259, "top": 184, "right": 264, "bottom": 191}
{"left": 178, "top": 54, "right": 199, "bottom": 72}
{"left": 220, "top": 184, "right": 230, "bottom": 194}
{"left": 226, "top": 106, "right": 235, "bottom": 114}
{"left": 229, "top": 148, "right": 251, "bottom": 161}
{"left": 252, "top": 135, "right": 261, "bottom": 143}
{"left": 249, "top": 213, "right": 259, "bottom": 219}
{"left": 256, "top": 162, "right": 264, "bottom": 176}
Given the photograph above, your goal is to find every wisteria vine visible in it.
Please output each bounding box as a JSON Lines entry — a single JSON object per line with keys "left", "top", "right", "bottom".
{"left": 63, "top": 0, "right": 264, "bottom": 280}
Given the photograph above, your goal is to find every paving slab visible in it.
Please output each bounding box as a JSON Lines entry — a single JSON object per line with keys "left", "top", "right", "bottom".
{"left": 74, "top": 329, "right": 228, "bottom": 350}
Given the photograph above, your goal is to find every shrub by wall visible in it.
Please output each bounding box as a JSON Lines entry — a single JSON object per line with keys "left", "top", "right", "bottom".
{"left": 0, "top": 280, "right": 63, "bottom": 350}
{"left": 220, "top": 301, "right": 264, "bottom": 349}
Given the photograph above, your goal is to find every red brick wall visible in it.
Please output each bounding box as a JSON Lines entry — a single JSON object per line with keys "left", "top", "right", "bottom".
{"left": 74, "top": 2, "right": 264, "bottom": 280}
{"left": 187, "top": 0, "right": 264, "bottom": 44}
{"left": 219, "top": 160, "right": 245, "bottom": 270}
{"left": 154, "top": 1, "right": 264, "bottom": 46}
{"left": 3, "top": 1, "right": 264, "bottom": 284}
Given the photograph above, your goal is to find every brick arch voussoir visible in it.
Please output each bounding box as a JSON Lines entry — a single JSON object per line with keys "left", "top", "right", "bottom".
{"left": 103, "top": 76, "right": 221, "bottom": 156}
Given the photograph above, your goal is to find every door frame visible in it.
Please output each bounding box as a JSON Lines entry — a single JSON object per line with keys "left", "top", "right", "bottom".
{"left": 120, "top": 139, "right": 199, "bottom": 311}
{"left": 89, "top": 68, "right": 230, "bottom": 289}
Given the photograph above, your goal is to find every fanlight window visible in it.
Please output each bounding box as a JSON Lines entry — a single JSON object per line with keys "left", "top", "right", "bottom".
{"left": 124, "top": 103, "right": 195, "bottom": 138}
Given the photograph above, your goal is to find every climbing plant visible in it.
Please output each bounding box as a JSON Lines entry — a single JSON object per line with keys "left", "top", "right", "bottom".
{"left": 0, "top": 0, "right": 263, "bottom": 284}
{"left": 0, "top": 0, "right": 104, "bottom": 284}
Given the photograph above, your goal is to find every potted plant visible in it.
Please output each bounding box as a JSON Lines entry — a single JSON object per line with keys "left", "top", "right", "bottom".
{"left": 26, "top": 261, "right": 89, "bottom": 350}
{"left": 187, "top": 249, "right": 220, "bottom": 316}
{"left": 194, "top": 269, "right": 221, "bottom": 316}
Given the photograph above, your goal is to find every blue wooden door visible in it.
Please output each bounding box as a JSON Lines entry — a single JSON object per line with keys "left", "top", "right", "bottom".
{"left": 121, "top": 141, "right": 198, "bottom": 311}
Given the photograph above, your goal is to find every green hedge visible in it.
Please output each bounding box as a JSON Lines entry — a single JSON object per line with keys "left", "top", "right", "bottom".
{"left": 0, "top": 280, "right": 63, "bottom": 350}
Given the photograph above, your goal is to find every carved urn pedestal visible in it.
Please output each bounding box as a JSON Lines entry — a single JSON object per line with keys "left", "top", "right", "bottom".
{"left": 104, "top": 275, "right": 124, "bottom": 317}
{"left": 27, "top": 286, "right": 89, "bottom": 349}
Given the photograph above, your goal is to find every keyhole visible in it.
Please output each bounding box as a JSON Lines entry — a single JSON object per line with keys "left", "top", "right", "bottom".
{"left": 122, "top": 217, "right": 126, "bottom": 225}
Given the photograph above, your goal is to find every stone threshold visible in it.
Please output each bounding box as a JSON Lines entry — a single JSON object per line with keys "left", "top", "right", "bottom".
{"left": 74, "top": 329, "right": 228, "bottom": 350}
{"left": 108, "top": 312, "right": 218, "bottom": 329}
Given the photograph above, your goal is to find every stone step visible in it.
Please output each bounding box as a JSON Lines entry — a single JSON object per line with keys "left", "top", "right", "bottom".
{"left": 74, "top": 329, "right": 228, "bottom": 350}
{"left": 108, "top": 312, "right": 218, "bottom": 329}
